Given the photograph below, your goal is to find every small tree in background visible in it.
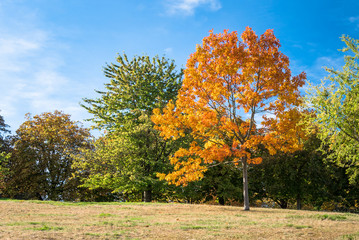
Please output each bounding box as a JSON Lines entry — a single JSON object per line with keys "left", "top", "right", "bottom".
{"left": 7, "top": 111, "right": 91, "bottom": 200}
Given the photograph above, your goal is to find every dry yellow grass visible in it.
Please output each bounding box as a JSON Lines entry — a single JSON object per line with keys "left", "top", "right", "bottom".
{"left": 0, "top": 199, "right": 358, "bottom": 239}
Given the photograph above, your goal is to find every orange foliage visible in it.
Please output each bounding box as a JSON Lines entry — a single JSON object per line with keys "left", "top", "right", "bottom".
{"left": 152, "top": 27, "right": 306, "bottom": 186}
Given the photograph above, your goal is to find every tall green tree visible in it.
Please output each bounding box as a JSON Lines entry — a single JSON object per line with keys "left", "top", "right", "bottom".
{"left": 0, "top": 112, "right": 11, "bottom": 152}
{"left": 83, "top": 54, "right": 182, "bottom": 131}
{"left": 78, "top": 54, "right": 183, "bottom": 202}
{"left": 7, "top": 111, "right": 91, "bottom": 200}
{"left": 0, "top": 114, "right": 10, "bottom": 138}
{"left": 73, "top": 113, "right": 178, "bottom": 201}
{"left": 307, "top": 35, "right": 359, "bottom": 184}
{"left": 0, "top": 112, "right": 11, "bottom": 195}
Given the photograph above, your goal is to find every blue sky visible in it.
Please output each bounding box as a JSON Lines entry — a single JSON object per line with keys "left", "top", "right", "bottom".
{"left": 1, "top": 0, "right": 358, "bottom": 133}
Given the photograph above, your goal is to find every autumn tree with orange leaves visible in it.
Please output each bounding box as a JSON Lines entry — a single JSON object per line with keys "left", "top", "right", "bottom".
{"left": 152, "top": 27, "right": 306, "bottom": 210}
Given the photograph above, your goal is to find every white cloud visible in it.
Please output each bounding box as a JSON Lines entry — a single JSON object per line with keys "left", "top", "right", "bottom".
{"left": 164, "top": 47, "right": 173, "bottom": 55}
{"left": 349, "top": 16, "right": 359, "bottom": 23}
{"left": 0, "top": 38, "right": 39, "bottom": 55}
{"left": 349, "top": 16, "right": 359, "bottom": 29}
{"left": 315, "top": 56, "right": 343, "bottom": 70}
{"left": 0, "top": 10, "right": 90, "bottom": 132}
{"left": 293, "top": 56, "right": 344, "bottom": 92}
{"left": 0, "top": 31, "right": 47, "bottom": 72}
{"left": 166, "top": 0, "right": 221, "bottom": 16}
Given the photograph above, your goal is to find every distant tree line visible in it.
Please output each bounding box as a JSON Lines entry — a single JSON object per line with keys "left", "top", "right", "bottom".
{"left": 0, "top": 31, "right": 358, "bottom": 212}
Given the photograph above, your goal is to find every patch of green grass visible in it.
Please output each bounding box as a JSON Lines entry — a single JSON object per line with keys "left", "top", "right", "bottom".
{"left": 27, "top": 200, "right": 123, "bottom": 206}
{"left": 179, "top": 221, "right": 223, "bottom": 231}
{"left": 286, "top": 224, "right": 312, "bottom": 229}
{"left": 29, "top": 222, "right": 42, "bottom": 225}
{"left": 313, "top": 214, "right": 347, "bottom": 221}
{"left": 16, "top": 199, "right": 165, "bottom": 207}
{"left": 113, "top": 233, "right": 122, "bottom": 237}
{"left": 0, "top": 198, "right": 13, "bottom": 201}
{"left": 240, "top": 221, "right": 257, "bottom": 226}
{"left": 5, "top": 222, "right": 44, "bottom": 226}
{"left": 341, "top": 232, "right": 359, "bottom": 240}
{"left": 286, "top": 214, "right": 305, "bottom": 219}
{"left": 85, "top": 232, "right": 102, "bottom": 236}
{"left": 193, "top": 219, "right": 224, "bottom": 229}
{"left": 6, "top": 222, "right": 25, "bottom": 226}
{"left": 29, "top": 224, "right": 64, "bottom": 231}
{"left": 101, "top": 221, "right": 115, "bottom": 226}
{"left": 286, "top": 213, "right": 348, "bottom": 221}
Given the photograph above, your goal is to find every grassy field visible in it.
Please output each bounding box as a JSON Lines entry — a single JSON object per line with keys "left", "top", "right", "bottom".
{"left": 0, "top": 199, "right": 358, "bottom": 239}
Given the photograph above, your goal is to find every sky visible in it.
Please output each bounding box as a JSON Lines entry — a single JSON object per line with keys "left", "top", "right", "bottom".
{"left": 0, "top": 0, "right": 358, "bottom": 133}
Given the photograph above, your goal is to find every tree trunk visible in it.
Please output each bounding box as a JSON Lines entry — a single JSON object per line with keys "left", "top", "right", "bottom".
{"left": 143, "top": 190, "right": 152, "bottom": 202}
{"left": 36, "top": 192, "right": 43, "bottom": 201}
{"left": 277, "top": 199, "right": 288, "bottom": 209}
{"left": 296, "top": 195, "right": 302, "bottom": 210}
{"left": 218, "top": 196, "right": 225, "bottom": 205}
{"left": 242, "top": 157, "right": 250, "bottom": 211}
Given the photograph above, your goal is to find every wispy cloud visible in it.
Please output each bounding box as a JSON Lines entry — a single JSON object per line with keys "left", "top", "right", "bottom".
{"left": 349, "top": 16, "right": 359, "bottom": 29}
{"left": 299, "top": 56, "right": 344, "bottom": 87}
{"left": 287, "top": 55, "right": 344, "bottom": 96}
{"left": 0, "top": 31, "right": 47, "bottom": 72}
{"left": 165, "top": 0, "right": 221, "bottom": 16}
{"left": 164, "top": 47, "right": 173, "bottom": 55}
{"left": 0, "top": 6, "right": 91, "bottom": 131}
{"left": 349, "top": 16, "right": 359, "bottom": 23}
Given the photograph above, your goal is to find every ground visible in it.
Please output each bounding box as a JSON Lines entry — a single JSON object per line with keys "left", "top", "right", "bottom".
{"left": 0, "top": 199, "right": 358, "bottom": 239}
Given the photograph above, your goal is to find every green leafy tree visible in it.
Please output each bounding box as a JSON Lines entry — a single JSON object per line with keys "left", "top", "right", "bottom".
{"left": 0, "top": 112, "right": 11, "bottom": 153}
{"left": 157, "top": 163, "right": 243, "bottom": 205}
{"left": 0, "top": 114, "right": 10, "bottom": 138}
{"left": 73, "top": 113, "right": 177, "bottom": 201}
{"left": 307, "top": 36, "right": 359, "bottom": 184}
{"left": 0, "top": 151, "right": 11, "bottom": 195}
{"left": 202, "top": 164, "right": 243, "bottom": 205}
{"left": 250, "top": 134, "right": 331, "bottom": 209}
{"left": 0, "top": 113, "right": 11, "bottom": 195}
{"left": 78, "top": 54, "right": 183, "bottom": 202}
{"left": 7, "top": 111, "right": 91, "bottom": 200}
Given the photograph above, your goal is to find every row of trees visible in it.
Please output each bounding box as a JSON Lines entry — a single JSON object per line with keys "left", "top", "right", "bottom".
{"left": 0, "top": 28, "right": 358, "bottom": 211}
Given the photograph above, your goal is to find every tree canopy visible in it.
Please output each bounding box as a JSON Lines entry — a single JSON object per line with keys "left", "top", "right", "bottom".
{"left": 153, "top": 28, "right": 306, "bottom": 210}
{"left": 0, "top": 113, "right": 11, "bottom": 195}
{"left": 76, "top": 54, "right": 183, "bottom": 202}
{"left": 0, "top": 112, "right": 10, "bottom": 150}
{"left": 82, "top": 54, "right": 182, "bottom": 132}
{"left": 0, "top": 114, "right": 10, "bottom": 138}
{"left": 7, "top": 111, "right": 91, "bottom": 200}
{"left": 307, "top": 35, "right": 359, "bottom": 184}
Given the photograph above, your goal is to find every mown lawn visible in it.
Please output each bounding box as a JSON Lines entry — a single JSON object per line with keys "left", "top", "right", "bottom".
{"left": 0, "top": 199, "right": 358, "bottom": 239}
